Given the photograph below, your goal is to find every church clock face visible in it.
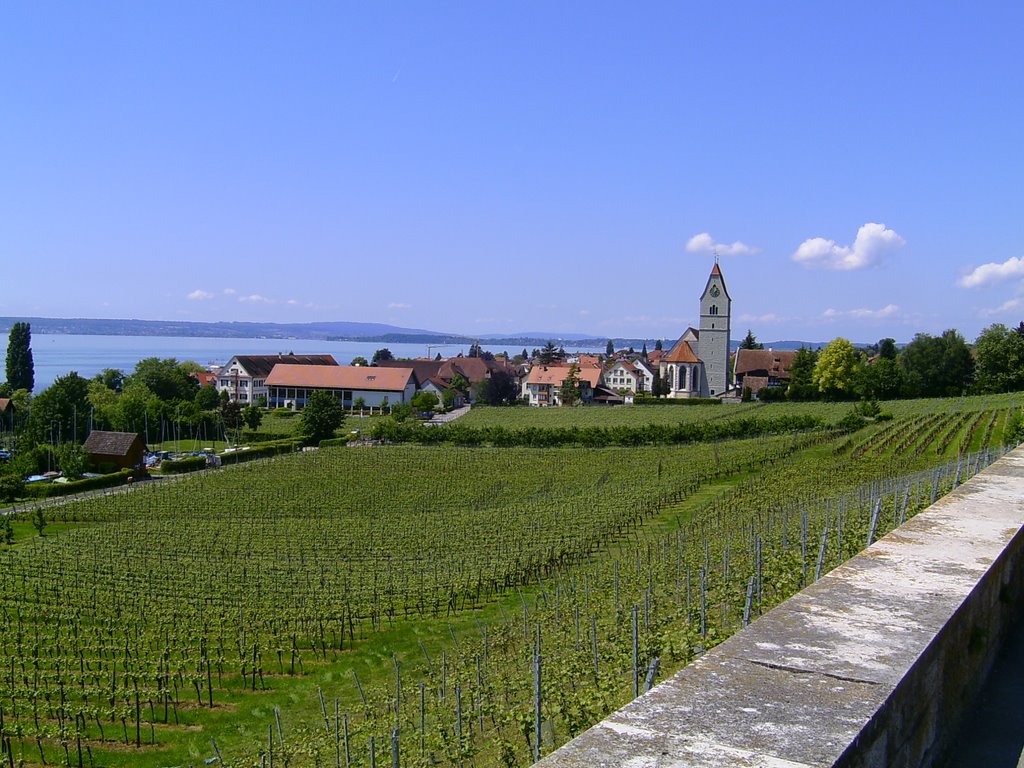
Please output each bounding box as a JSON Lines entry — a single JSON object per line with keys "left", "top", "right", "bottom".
{"left": 710, "top": 284, "right": 720, "bottom": 298}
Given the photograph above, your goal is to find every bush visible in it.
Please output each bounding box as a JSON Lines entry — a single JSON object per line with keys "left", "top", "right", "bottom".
{"left": 23, "top": 469, "right": 138, "bottom": 497}
{"left": 835, "top": 411, "right": 868, "bottom": 433}
{"left": 756, "top": 387, "right": 787, "bottom": 402}
{"left": 0, "top": 474, "right": 24, "bottom": 503}
{"left": 161, "top": 456, "right": 207, "bottom": 474}
{"left": 219, "top": 439, "right": 300, "bottom": 465}
{"left": 1005, "top": 410, "right": 1024, "bottom": 445}
{"left": 632, "top": 395, "right": 722, "bottom": 406}
{"left": 370, "top": 413, "right": 825, "bottom": 447}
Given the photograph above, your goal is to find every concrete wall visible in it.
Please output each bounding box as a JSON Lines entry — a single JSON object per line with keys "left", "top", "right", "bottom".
{"left": 538, "top": 447, "right": 1024, "bottom": 768}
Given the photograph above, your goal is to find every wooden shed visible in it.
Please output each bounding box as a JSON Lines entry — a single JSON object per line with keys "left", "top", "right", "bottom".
{"left": 83, "top": 431, "right": 146, "bottom": 471}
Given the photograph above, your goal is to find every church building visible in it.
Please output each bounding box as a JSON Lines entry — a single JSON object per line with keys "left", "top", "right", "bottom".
{"left": 659, "top": 260, "right": 732, "bottom": 398}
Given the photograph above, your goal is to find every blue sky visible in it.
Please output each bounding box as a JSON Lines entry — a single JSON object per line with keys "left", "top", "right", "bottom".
{"left": 2, "top": 2, "right": 1022, "bottom": 343}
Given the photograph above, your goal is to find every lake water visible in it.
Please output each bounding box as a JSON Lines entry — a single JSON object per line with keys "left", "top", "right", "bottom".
{"left": 8, "top": 335, "right": 601, "bottom": 391}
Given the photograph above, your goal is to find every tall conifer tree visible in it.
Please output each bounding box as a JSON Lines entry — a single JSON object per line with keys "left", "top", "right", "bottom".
{"left": 5, "top": 322, "right": 33, "bottom": 392}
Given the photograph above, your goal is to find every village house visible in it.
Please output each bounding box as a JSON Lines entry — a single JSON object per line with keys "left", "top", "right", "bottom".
{"left": 265, "top": 364, "right": 418, "bottom": 409}
{"left": 216, "top": 354, "right": 338, "bottom": 404}
{"left": 734, "top": 348, "right": 797, "bottom": 397}
{"left": 525, "top": 363, "right": 603, "bottom": 406}
{"left": 602, "top": 358, "right": 656, "bottom": 395}
{"left": 603, "top": 361, "right": 642, "bottom": 393}
{"left": 83, "top": 430, "right": 146, "bottom": 472}
{"left": 376, "top": 356, "right": 514, "bottom": 403}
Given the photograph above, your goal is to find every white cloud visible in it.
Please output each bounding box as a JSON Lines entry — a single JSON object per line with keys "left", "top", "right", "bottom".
{"left": 238, "top": 294, "right": 273, "bottom": 304}
{"left": 822, "top": 304, "right": 899, "bottom": 320}
{"left": 738, "top": 312, "right": 785, "bottom": 323}
{"left": 578, "top": 309, "right": 591, "bottom": 316}
{"left": 187, "top": 289, "right": 214, "bottom": 300}
{"left": 980, "top": 298, "right": 1024, "bottom": 317}
{"left": 286, "top": 299, "right": 299, "bottom": 305}
{"left": 388, "top": 302, "right": 412, "bottom": 310}
{"left": 793, "top": 222, "right": 905, "bottom": 271}
{"left": 223, "top": 288, "right": 236, "bottom": 295}
{"left": 957, "top": 256, "right": 1024, "bottom": 289}
{"left": 686, "top": 232, "right": 759, "bottom": 256}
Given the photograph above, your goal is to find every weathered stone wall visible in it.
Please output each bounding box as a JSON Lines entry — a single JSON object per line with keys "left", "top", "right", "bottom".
{"left": 538, "top": 448, "right": 1024, "bottom": 767}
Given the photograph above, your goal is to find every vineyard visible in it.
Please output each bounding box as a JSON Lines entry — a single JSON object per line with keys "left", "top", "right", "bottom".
{"left": 0, "top": 394, "right": 1018, "bottom": 767}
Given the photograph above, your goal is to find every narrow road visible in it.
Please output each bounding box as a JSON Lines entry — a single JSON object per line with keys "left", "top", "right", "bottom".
{"left": 426, "top": 405, "right": 471, "bottom": 425}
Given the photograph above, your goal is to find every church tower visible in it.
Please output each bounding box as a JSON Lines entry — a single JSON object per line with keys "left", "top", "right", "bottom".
{"left": 698, "top": 258, "right": 731, "bottom": 396}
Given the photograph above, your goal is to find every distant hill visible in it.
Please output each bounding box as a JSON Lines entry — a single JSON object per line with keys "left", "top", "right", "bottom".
{"left": 0, "top": 316, "right": 859, "bottom": 351}
{"left": 0, "top": 317, "right": 450, "bottom": 340}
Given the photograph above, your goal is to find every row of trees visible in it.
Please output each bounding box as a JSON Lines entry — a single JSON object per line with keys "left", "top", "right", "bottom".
{"left": 774, "top": 324, "right": 1022, "bottom": 402}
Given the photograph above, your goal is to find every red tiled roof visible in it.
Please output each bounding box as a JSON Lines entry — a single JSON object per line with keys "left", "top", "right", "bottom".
{"left": 232, "top": 354, "right": 337, "bottom": 378}
{"left": 266, "top": 364, "right": 415, "bottom": 391}
{"left": 734, "top": 349, "right": 797, "bottom": 377}
{"left": 662, "top": 338, "right": 700, "bottom": 363}
{"left": 526, "top": 364, "right": 602, "bottom": 388}
{"left": 192, "top": 371, "right": 217, "bottom": 387}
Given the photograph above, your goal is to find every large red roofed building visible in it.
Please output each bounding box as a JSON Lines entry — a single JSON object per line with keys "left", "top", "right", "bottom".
{"left": 734, "top": 348, "right": 797, "bottom": 396}
{"left": 266, "top": 365, "right": 418, "bottom": 409}
{"left": 216, "top": 354, "right": 338, "bottom": 404}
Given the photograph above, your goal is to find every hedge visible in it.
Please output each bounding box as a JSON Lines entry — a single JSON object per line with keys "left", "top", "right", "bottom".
{"left": 22, "top": 469, "right": 138, "bottom": 498}
{"left": 370, "top": 413, "right": 826, "bottom": 448}
{"left": 161, "top": 456, "right": 207, "bottom": 474}
{"left": 632, "top": 395, "right": 722, "bottom": 406}
{"left": 218, "top": 439, "right": 300, "bottom": 465}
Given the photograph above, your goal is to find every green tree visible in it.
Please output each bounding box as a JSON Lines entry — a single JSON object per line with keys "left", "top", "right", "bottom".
{"left": 606, "top": 340, "right": 615, "bottom": 356}
{"left": 877, "top": 338, "right": 898, "bottom": 361}
{"left": 855, "top": 358, "right": 907, "bottom": 401}
{"left": 5, "top": 322, "right": 34, "bottom": 392}
{"left": 559, "top": 364, "right": 581, "bottom": 406}
{"left": 474, "top": 369, "right": 520, "bottom": 405}
{"left": 27, "top": 372, "right": 91, "bottom": 445}
{"left": 740, "top": 329, "right": 763, "bottom": 350}
{"left": 372, "top": 348, "right": 394, "bottom": 364}
{"left": 654, "top": 339, "right": 663, "bottom": 351}
{"left": 350, "top": 356, "right": 369, "bottom": 367}
{"left": 195, "top": 384, "right": 221, "bottom": 410}
{"left": 973, "top": 323, "right": 1024, "bottom": 393}
{"left": 411, "top": 391, "right": 440, "bottom": 413}
{"left": 786, "top": 347, "right": 819, "bottom": 400}
{"left": 300, "top": 391, "right": 345, "bottom": 443}
{"left": 242, "top": 405, "right": 263, "bottom": 431}
{"left": 640, "top": 342, "right": 648, "bottom": 359}
{"left": 94, "top": 368, "right": 125, "bottom": 391}
{"left": 538, "top": 341, "right": 559, "bottom": 365}
{"left": 127, "top": 358, "right": 199, "bottom": 403}
{"left": 442, "top": 387, "right": 457, "bottom": 410}
{"left": 55, "top": 442, "right": 87, "bottom": 479}
{"left": 221, "top": 400, "right": 243, "bottom": 443}
{"left": 813, "top": 338, "right": 861, "bottom": 400}
{"left": 899, "top": 330, "right": 974, "bottom": 397}
{"left": 468, "top": 342, "right": 482, "bottom": 358}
